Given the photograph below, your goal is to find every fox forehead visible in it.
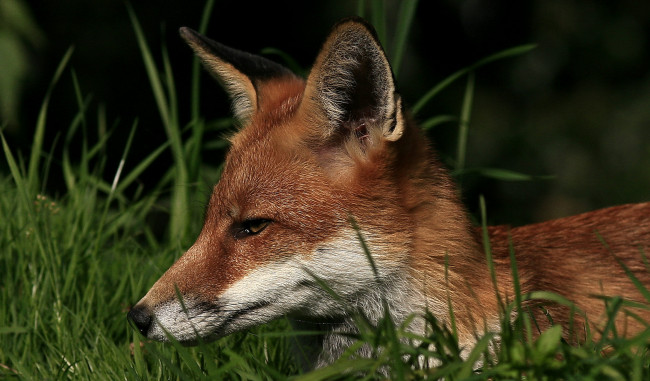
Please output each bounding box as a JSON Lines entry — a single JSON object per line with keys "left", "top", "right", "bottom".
{"left": 205, "top": 96, "right": 345, "bottom": 233}
{"left": 211, "top": 145, "right": 336, "bottom": 221}
{"left": 228, "top": 77, "right": 306, "bottom": 147}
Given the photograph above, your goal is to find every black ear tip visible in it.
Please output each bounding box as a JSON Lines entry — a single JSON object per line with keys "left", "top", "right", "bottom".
{"left": 333, "top": 16, "right": 379, "bottom": 40}
{"left": 179, "top": 26, "right": 197, "bottom": 41}
{"left": 178, "top": 27, "right": 215, "bottom": 51}
{"left": 336, "top": 16, "right": 370, "bottom": 26}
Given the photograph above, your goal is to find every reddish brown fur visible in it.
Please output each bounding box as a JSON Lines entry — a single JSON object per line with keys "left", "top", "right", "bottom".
{"left": 488, "top": 202, "right": 650, "bottom": 339}
{"left": 133, "top": 20, "right": 650, "bottom": 360}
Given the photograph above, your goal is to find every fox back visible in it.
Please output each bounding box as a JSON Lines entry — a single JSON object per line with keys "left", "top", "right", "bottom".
{"left": 128, "top": 18, "right": 650, "bottom": 369}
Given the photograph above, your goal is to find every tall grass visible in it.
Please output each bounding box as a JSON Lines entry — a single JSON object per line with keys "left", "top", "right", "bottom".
{"left": 1, "top": 1, "right": 649, "bottom": 379}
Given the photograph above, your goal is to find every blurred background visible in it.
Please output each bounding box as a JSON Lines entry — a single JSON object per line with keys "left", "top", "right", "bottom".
{"left": 1, "top": 0, "right": 649, "bottom": 226}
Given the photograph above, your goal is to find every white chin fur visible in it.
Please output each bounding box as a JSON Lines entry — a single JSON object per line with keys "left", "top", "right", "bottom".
{"left": 146, "top": 231, "right": 410, "bottom": 343}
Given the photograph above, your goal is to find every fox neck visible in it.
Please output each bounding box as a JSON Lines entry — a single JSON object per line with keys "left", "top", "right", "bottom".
{"left": 292, "top": 119, "right": 497, "bottom": 367}
{"left": 393, "top": 117, "right": 500, "bottom": 345}
{"left": 289, "top": 272, "right": 417, "bottom": 370}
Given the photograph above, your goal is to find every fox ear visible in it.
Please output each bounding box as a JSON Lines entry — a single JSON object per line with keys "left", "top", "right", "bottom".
{"left": 179, "top": 27, "right": 294, "bottom": 123}
{"left": 302, "top": 18, "right": 404, "bottom": 143}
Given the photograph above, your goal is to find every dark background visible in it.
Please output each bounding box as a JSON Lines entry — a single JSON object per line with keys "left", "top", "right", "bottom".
{"left": 3, "top": 0, "right": 650, "bottom": 226}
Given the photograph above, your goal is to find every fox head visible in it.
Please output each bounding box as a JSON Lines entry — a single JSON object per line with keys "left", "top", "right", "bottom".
{"left": 128, "top": 18, "right": 468, "bottom": 345}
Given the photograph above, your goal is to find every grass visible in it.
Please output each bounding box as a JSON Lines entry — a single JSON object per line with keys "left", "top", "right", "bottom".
{"left": 1, "top": 1, "right": 649, "bottom": 379}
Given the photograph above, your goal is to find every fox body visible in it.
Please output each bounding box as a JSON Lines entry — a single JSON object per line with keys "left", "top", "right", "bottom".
{"left": 128, "top": 18, "right": 650, "bottom": 368}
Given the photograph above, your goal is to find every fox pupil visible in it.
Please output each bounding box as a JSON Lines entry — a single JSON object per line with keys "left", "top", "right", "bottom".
{"left": 236, "top": 219, "right": 270, "bottom": 238}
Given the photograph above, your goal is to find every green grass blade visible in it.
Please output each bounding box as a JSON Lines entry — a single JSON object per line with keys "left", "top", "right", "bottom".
{"left": 479, "top": 195, "right": 501, "bottom": 306}
{"left": 508, "top": 237, "right": 525, "bottom": 335}
{"left": 128, "top": 3, "right": 189, "bottom": 240}
{"left": 412, "top": 44, "right": 536, "bottom": 115}
{"left": 162, "top": 43, "right": 179, "bottom": 133}
{"left": 1, "top": 131, "right": 31, "bottom": 215}
{"left": 453, "top": 167, "right": 555, "bottom": 181}
{"left": 349, "top": 217, "right": 380, "bottom": 279}
{"left": 190, "top": 0, "right": 216, "bottom": 119}
{"left": 131, "top": 331, "right": 146, "bottom": 378}
{"left": 444, "top": 253, "right": 458, "bottom": 340}
{"left": 420, "top": 114, "right": 457, "bottom": 131}
{"left": 28, "top": 47, "right": 74, "bottom": 193}
{"left": 456, "top": 71, "right": 474, "bottom": 178}
{"left": 370, "top": 0, "right": 387, "bottom": 51}
{"left": 534, "top": 324, "right": 562, "bottom": 359}
{"left": 114, "top": 139, "right": 170, "bottom": 196}
{"left": 610, "top": 245, "right": 650, "bottom": 303}
{"left": 457, "top": 333, "right": 494, "bottom": 378}
{"left": 356, "top": 0, "right": 366, "bottom": 18}
{"left": 110, "top": 120, "right": 138, "bottom": 198}
{"left": 598, "top": 297, "right": 623, "bottom": 347}
{"left": 390, "top": 0, "right": 418, "bottom": 76}
{"left": 412, "top": 69, "right": 466, "bottom": 116}
{"left": 260, "top": 48, "right": 306, "bottom": 76}
{"left": 127, "top": 4, "right": 170, "bottom": 129}
{"left": 524, "top": 291, "right": 584, "bottom": 316}
{"left": 187, "top": 0, "right": 216, "bottom": 183}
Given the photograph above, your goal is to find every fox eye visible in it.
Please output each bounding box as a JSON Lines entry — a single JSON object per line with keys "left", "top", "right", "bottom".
{"left": 234, "top": 219, "right": 271, "bottom": 239}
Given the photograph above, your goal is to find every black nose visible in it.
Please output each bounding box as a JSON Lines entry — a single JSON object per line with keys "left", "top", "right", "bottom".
{"left": 127, "top": 304, "right": 153, "bottom": 336}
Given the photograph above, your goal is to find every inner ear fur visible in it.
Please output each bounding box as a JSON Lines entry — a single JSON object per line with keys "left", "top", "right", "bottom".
{"left": 179, "top": 27, "right": 296, "bottom": 123}
{"left": 302, "top": 18, "right": 405, "bottom": 145}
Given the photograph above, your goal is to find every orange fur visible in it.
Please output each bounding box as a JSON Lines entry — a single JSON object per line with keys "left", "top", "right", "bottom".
{"left": 129, "top": 18, "right": 650, "bottom": 368}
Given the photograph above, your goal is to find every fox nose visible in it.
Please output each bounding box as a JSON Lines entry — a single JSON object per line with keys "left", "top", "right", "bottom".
{"left": 128, "top": 304, "right": 153, "bottom": 337}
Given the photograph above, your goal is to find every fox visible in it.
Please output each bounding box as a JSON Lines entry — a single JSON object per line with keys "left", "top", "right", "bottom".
{"left": 128, "top": 17, "right": 650, "bottom": 369}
